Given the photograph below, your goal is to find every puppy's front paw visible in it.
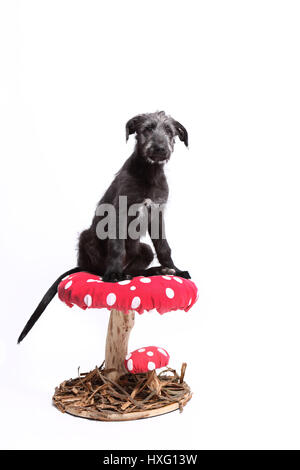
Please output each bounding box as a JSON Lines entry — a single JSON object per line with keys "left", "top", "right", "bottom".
{"left": 174, "top": 269, "right": 191, "bottom": 279}
{"left": 102, "top": 271, "right": 132, "bottom": 283}
{"left": 161, "top": 267, "right": 176, "bottom": 275}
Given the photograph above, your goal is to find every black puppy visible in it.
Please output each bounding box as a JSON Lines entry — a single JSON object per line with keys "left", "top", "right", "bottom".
{"left": 79, "top": 111, "right": 190, "bottom": 281}
{"left": 18, "top": 111, "right": 190, "bottom": 343}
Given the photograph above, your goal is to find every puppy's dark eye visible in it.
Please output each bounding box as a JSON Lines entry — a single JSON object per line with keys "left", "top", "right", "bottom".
{"left": 144, "top": 125, "right": 154, "bottom": 133}
{"left": 165, "top": 126, "right": 173, "bottom": 136}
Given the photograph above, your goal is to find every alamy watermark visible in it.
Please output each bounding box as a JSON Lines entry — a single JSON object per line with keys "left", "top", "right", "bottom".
{"left": 95, "top": 196, "right": 166, "bottom": 240}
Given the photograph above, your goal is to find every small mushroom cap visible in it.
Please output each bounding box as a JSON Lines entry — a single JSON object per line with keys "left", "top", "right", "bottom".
{"left": 124, "top": 346, "right": 170, "bottom": 374}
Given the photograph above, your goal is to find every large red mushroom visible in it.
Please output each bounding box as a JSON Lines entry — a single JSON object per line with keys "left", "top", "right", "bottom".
{"left": 58, "top": 273, "right": 198, "bottom": 380}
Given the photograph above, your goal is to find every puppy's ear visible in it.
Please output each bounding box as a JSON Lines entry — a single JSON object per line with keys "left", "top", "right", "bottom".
{"left": 125, "top": 114, "right": 146, "bottom": 141}
{"left": 173, "top": 120, "right": 188, "bottom": 147}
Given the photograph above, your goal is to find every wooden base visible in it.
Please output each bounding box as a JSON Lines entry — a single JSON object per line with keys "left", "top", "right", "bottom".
{"left": 52, "top": 364, "right": 192, "bottom": 422}
{"left": 59, "top": 391, "right": 192, "bottom": 421}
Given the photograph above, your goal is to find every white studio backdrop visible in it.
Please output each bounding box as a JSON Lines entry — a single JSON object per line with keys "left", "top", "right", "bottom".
{"left": 1, "top": 0, "right": 300, "bottom": 450}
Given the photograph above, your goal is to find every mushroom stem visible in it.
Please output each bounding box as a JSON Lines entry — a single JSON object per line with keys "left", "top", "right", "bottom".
{"left": 146, "top": 371, "right": 163, "bottom": 396}
{"left": 105, "top": 309, "right": 135, "bottom": 381}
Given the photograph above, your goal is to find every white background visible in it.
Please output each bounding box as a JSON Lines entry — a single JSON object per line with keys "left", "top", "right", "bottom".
{"left": 1, "top": 0, "right": 300, "bottom": 450}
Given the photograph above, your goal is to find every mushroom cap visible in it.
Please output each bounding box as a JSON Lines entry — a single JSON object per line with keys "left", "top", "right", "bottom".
{"left": 125, "top": 346, "right": 170, "bottom": 373}
{"left": 58, "top": 272, "right": 198, "bottom": 314}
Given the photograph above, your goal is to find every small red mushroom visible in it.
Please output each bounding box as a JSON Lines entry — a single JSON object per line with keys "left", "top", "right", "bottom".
{"left": 124, "top": 346, "right": 170, "bottom": 374}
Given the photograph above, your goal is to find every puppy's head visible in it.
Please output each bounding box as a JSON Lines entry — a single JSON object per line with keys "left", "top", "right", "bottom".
{"left": 126, "top": 111, "right": 188, "bottom": 165}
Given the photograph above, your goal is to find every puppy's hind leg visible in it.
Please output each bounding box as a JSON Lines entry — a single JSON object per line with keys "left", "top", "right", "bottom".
{"left": 77, "top": 229, "right": 106, "bottom": 274}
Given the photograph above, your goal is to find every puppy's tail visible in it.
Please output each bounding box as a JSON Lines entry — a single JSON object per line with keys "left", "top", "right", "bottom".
{"left": 17, "top": 267, "right": 83, "bottom": 344}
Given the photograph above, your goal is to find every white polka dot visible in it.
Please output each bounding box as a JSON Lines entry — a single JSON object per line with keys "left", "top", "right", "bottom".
{"left": 173, "top": 277, "right": 183, "bottom": 284}
{"left": 140, "top": 278, "right": 151, "bottom": 283}
{"left": 126, "top": 353, "right": 132, "bottom": 360}
{"left": 106, "top": 293, "right": 116, "bottom": 306}
{"left": 162, "top": 276, "right": 172, "bottom": 280}
{"left": 130, "top": 286, "right": 136, "bottom": 290}
{"left": 166, "top": 287, "right": 175, "bottom": 299}
{"left": 138, "top": 348, "right": 146, "bottom": 353}
{"left": 84, "top": 294, "right": 92, "bottom": 307}
{"left": 147, "top": 351, "right": 154, "bottom": 356}
{"left": 127, "top": 359, "right": 133, "bottom": 371}
{"left": 131, "top": 296, "right": 141, "bottom": 309}
{"left": 118, "top": 280, "right": 131, "bottom": 285}
{"left": 148, "top": 361, "right": 156, "bottom": 371}
{"left": 87, "top": 279, "right": 102, "bottom": 283}
{"left": 158, "top": 348, "right": 168, "bottom": 356}
{"left": 65, "top": 280, "right": 72, "bottom": 289}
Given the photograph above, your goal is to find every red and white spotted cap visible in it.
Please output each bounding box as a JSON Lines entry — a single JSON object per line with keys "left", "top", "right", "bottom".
{"left": 124, "top": 346, "right": 170, "bottom": 374}
{"left": 58, "top": 272, "right": 198, "bottom": 315}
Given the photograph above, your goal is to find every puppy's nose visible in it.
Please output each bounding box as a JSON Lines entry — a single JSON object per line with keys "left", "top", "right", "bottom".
{"left": 153, "top": 144, "right": 167, "bottom": 155}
